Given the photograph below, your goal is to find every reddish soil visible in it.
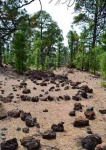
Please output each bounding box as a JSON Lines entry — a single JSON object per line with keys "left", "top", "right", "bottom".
{"left": 0, "top": 66, "right": 106, "bottom": 150}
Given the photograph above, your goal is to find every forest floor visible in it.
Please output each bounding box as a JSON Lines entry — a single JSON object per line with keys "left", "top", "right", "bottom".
{"left": 0, "top": 65, "right": 106, "bottom": 150}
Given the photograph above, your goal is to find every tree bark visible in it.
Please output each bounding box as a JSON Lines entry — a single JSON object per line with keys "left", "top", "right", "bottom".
{"left": 92, "top": 2, "right": 98, "bottom": 74}
{"left": 0, "top": 45, "right": 3, "bottom": 66}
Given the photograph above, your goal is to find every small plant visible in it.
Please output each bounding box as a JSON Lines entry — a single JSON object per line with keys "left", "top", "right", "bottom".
{"left": 100, "top": 80, "right": 106, "bottom": 88}
{"left": 44, "top": 56, "right": 50, "bottom": 69}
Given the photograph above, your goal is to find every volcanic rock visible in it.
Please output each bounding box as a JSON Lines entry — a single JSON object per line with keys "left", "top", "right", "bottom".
{"left": 73, "top": 116, "right": 89, "bottom": 127}
{"left": 69, "top": 110, "right": 76, "bottom": 116}
{"left": 8, "top": 109, "right": 21, "bottom": 118}
{"left": 84, "top": 110, "right": 95, "bottom": 120}
{"left": 1, "top": 138, "right": 18, "bottom": 150}
{"left": 51, "top": 122, "right": 64, "bottom": 132}
{"left": 74, "top": 103, "right": 82, "bottom": 111}
{"left": 81, "top": 134, "right": 102, "bottom": 150}
{"left": 42, "top": 130, "right": 56, "bottom": 139}
{"left": 20, "top": 136, "right": 41, "bottom": 150}
{"left": 25, "top": 116, "right": 36, "bottom": 127}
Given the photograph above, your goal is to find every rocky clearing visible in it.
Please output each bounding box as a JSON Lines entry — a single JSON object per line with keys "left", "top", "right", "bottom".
{"left": 0, "top": 66, "right": 106, "bottom": 150}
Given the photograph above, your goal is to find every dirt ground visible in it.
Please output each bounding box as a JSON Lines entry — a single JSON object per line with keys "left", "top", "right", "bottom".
{"left": 0, "top": 66, "right": 106, "bottom": 150}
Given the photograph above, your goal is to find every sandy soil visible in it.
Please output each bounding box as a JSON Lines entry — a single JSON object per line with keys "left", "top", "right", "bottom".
{"left": 0, "top": 66, "right": 106, "bottom": 150}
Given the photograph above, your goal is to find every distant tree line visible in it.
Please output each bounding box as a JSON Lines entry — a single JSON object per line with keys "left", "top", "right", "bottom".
{"left": 0, "top": 0, "right": 106, "bottom": 86}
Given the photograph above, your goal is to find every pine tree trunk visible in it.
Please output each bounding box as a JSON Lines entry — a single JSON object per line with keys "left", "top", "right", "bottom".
{"left": 0, "top": 47, "right": 3, "bottom": 66}
{"left": 92, "top": 3, "right": 98, "bottom": 74}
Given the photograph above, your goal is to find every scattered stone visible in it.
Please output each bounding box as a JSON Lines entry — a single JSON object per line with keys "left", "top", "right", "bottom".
{"left": 1, "top": 138, "right": 18, "bottom": 150}
{"left": 71, "top": 81, "right": 81, "bottom": 87}
{"left": 22, "top": 128, "right": 29, "bottom": 133}
{"left": 80, "top": 85, "right": 93, "bottom": 93}
{"left": 56, "top": 84, "right": 59, "bottom": 87}
{"left": 7, "top": 93, "right": 14, "bottom": 99}
{"left": 51, "top": 122, "right": 64, "bottom": 132}
{"left": 40, "top": 82, "right": 47, "bottom": 86}
{"left": 64, "top": 95, "right": 71, "bottom": 101}
{"left": 25, "top": 116, "right": 36, "bottom": 127}
{"left": 49, "top": 86, "right": 55, "bottom": 91}
{"left": 1, "top": 97, "right": 12, "bottom": 103}
{"left": 33, "top": 87, "right": 37, "bottom": 90}
{"left": 72, "top": 95, "right": 81, "bottom": 101}
{"left": 20, "top": 81, "right": 27, "bottom": 86}
{"left": 20, "top": 111, "right": 31, "bottom": 121}
{"left": 35, "top": 123, "right": 40, "bottom": 128}
{"left": 42, "top": 130, "right": 56, "bottom": 139}
{"left": 8, "top": 109, "right": 21, "bottom": 118}
{"left": 41, "top": 89, "right": 44, "bottom": 92}
{"left": 16, "top": 127, "right": 21, "bottom": 131}
{"left": 0, "top": 95, "right": 3, "bottom": 100}
{"left": 20, "top": 95, "right": 31, "bottom": 101}
{"left": 86, "top": 127, "right": 93, "bottom": 134}
{"left": 40, "top": 96, "right": 48, "bottom": 101}
{"left": 84, "top": 110, "right": 95, "bottom": 120}
{"left": 55, "top": 88, "right": 60, "bottom": 91}
{"left": 87, "top": 106, "right": 94, "bottom": 111}
{"left": 80, "top": 91, "right": 88, "bottom": 98}
{"left": 81, "top": 134, "right": 102, "bottom": 150}
{"left": 58, "top": 96, "right": 63, "bottom": 100}
{"left": 39, "top": 94, "right": 43, "bottom": 97}
{"left": 0, "top": 112, "right": 7, "bottom": 120}
{"left": 31, "top": 96, "right": 39, "bottom": 102}
{"left": 69, "top": 110, "right": 76, "bottom": 116}
{"left": 74, "top": 103, "right": 82, "bottom": 111}
{"left": 61, "top": 83, "right": 65, "bottom": 87}
{"left": 48, "top": 95, "right": 54, "bottom": 101}
{"left": 22, "top": 88, "right": 31, "bottom": 94}
{"left": 20, "top": 136, "right": 41, "bottom": 150}
{"left": 1, "top": 128, "right": 7, "bottom": 131}
{"left": 68, "top": 70, "right": 74, "bottom": 73}
{"left": 99, "top": 109, "right": 106, "bottom": 114}
{"left": 73, "top": 116, "right": 89, "bottom": 127}
{"left": 64, "top": 86, "right": 69, "bottom": 90}
{"left": 43, "top": 109, "right": 48, "bottom": 112}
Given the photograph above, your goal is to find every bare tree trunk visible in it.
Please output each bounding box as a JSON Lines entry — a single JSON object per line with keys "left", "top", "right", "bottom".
{"left": 92, "top": 2, "right": 98, "bottom": 74}
{"left": 0, "top": 45, "right": 3, "bottom": 66}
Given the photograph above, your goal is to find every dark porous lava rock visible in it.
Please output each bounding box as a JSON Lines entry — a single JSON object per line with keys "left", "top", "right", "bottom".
{"left": 7, "top": 109, "right": 21, "bottom": 118}
{"left": 84, "top": 110, "right": 95, "bottom": 120}
{"left": 20, "top": 95, "right": 31, "bottom": 101}
{"left": 20, "top": 136, "right": 41, "bottom": 150}
{"left": 72, "top": 95, "right": 81, "bottom": 101}
{"left": 25, "top": 116, "right": 36, "bottom": 127}
{"left": 81, "top": 91, "right": 88, "bottom": 98}
{"left": 20, "top": 81, "right": 27, "bottom": 86}
{"left": 22, "top": 88, "right": 31, "bottom": 94}
{"left": 47, "top": 95, "right": 54, "bottom": 101}
{"left": 31, "top": 96, "right": 39, "bottom": 102}
{"left": 81, "top": 134, "right": 102, "bottom": 150}
{"left": 80, "top": 85, "right": 93, "bottom": 93}
{"left": 20, "top": 111, "right": 31, "bottom": 121}
{"left": 51, "top": 122, "right": 64, "bottom": 132}
{"left": 99, "top": 109, "right": 106, "bottom": 114}
{"left": 42, "top": 130, "right": 56, "bottom": 139}
{"left": 22, "top": 127, "right": 29, "bottom": 133}
{"left": 73, "top": 116, "right": 89, "bottom": 127}
{"left": 1, "top": 97, "right": 12, "bottom": 103}
{"left": 69, "top": 110, "right": 76, "bottom": 116}
{"left": 74, "top": 103, "right": 82, "bottom": 111}
{"left": 0, "top": 112, "right": 7, "bottom": 120}
{"left": 1, "top": 138, "right": 18, "bottom": 150}
{"left": 64, "top": 95, "right": 71, "bottom": 101}
{"left": 40, "top": 82, "right": 47, "bottom": 86}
